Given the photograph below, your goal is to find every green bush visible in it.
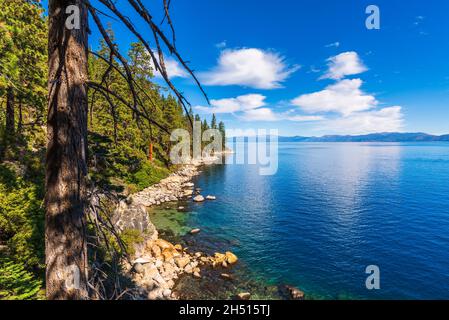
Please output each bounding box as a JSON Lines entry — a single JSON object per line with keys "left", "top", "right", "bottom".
{"left": 0, "top": 164, "right": 44, "bottom": 269}
{"left": 120, "top": 229, "right": 144, "bottom": 256}
{"left": 127, "top": 161, "right": 170, "bottom": 191}
{"left": 0, "top": 256, "right": 43, "bottom": 300}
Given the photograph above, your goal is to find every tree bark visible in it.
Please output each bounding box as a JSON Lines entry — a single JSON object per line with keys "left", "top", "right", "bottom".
{"left": 45, "top": 0, "right": 89, "bottom": 300}
{"left": 5, "top": 87, "right": 15, "bottom": 136}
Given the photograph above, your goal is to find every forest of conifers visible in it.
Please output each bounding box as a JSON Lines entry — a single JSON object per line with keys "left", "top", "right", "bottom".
{"left": 0, "top": 0, "right": 224, "bottom": 299}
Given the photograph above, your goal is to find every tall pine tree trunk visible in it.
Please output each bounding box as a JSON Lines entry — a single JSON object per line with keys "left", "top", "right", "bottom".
{"left": 5, "top": 87, "right": 15, "bottom": 137}
{"left": 45, "top": 0, "right": 89, "bottom": 300}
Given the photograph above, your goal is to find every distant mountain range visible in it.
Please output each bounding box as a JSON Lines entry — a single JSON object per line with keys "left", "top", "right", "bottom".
{"left": 277, "top": 132, "right": 449, "bottom": 142}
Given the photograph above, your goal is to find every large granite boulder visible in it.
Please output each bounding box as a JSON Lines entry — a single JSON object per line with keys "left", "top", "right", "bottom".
{"left": 112, "top": 201, "right": 158, "bottom": 241}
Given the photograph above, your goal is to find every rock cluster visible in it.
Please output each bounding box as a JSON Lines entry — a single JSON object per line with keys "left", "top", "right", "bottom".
{"left": 114, "top": 156, "right": 240, "bottom": 300}
{"left": 124, "top": 237, "right": 239, "bottom": 300}
{"left": 130, "top": 164, "right": 200, "bottom": 207}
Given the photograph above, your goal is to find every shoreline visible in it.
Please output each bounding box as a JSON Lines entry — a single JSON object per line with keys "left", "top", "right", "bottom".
{"left": 116, "top": 154, "right": 304, "bottom": 300}
{"left": 116, "top": 156, "right": 243, "bottom": 300}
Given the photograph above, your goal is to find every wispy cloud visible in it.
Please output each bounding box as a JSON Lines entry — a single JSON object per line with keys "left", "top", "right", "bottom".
{"left": 198, "top": 48, "right": 300, "bottom": 89}
{"left": 321, "top": 51, "right": 368, "bottom": 80}
{"left": 195, "top": 93, "right": 323, "bottom": 122}
{"left": 325, "top": 41, "right": 340, "bottom": 48}
{"left": 215, "top": 40, "right": 227, "bottom": 49}
{"left": 414, "top": 15, "right": 425, "bottom": 26}
{"left": 195, "top": 94, "right": 267, "bottom": 114}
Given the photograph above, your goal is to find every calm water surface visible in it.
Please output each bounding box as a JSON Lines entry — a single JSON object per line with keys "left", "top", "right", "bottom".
{"left": 167, "top": 143, "right": 449, "bottom": 299}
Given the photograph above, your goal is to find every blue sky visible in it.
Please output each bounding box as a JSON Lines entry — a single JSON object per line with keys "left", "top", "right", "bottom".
{"left": 45, "top": 0, "right": 449, "bottom": 136}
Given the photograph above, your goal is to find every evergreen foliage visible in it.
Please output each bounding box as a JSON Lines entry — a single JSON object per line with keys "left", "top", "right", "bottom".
{"left": 0, "top": 0, "right": 226, "bottom": 299}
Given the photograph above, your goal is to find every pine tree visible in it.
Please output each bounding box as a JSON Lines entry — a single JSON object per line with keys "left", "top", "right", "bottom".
{"left": 0, "top": 0, "right": 47, "bottom": 148}
{"left": 46, "top": 0, "right": 89, "bottom": 300}
{"left": 211, "top": 113, "right": 217, "bottom": 129}
{"left": 218, "top": 121, "right": 226, "bottom": 149}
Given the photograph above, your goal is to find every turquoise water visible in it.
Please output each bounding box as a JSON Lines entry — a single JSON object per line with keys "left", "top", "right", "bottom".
{"left": 182, "top": 142, "right": 449, "bottom": 300}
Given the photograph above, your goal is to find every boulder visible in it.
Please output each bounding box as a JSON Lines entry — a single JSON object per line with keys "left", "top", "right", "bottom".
{"left": 155, "top": 239, "right": 173, "bottom": 250}
{"left": 214, "top": 252, "right": 226, "bottom": 263}
{"left": 162, "top": 249, "right": 174, "bottom": 262}
{"left": 285, "top": 285, "right": 305, "bottom": 300}
{"left": 151, "top": 245, "right": 162, "bottom": 257}
{"left": 193, "top": 195, "right": 205, "bottom": 202}
{"left": 163, "top": 289, "right": 172, "bottom": 298}
{"left": 134, "top": 257, "right": 151, "bottom": 264}
{"left": 154, "top": 259, "right": 163, "bottom": 269}
{"left": 111, "top": 202, "right": 157, "bottom": 241}
{"left": 237, "top": 292, "right": 251, "bottom": 300}
{"left": 184, "top": 265, "right": 194, "bottom": 274}
{"left": 147, "top": 288, "right": 163, "bottom": 300}
{"left": 175, "top": 256, "right": 190, "bottom": 269}
{"left": 220, "top": 273, "right": 233, "bottom": 280}
{"left": 225, "top": 251, "right": 238, "bottom": 264}
{"left": 133, "top": 263, "right": 144, "bottom": 274}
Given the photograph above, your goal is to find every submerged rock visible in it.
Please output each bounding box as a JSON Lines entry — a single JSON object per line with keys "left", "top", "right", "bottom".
{"left": 193, "top": 195, "right": 205, "bottom": 202}
{"left": 237, "top": 292, "right": 251, "bottom": 300}
{"left": 284, "top": 285, "right": 305, "bottom": 300}
{"left": 220, "top": 273, "right": 233, "bottom": 280}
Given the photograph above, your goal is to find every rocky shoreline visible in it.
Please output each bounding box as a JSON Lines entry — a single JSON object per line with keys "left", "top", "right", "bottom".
{"left": 113, "top": 157, "right": 242, "bottom": 300}
{"left": 112, "top": 156, "right": 305, "bottom": 300}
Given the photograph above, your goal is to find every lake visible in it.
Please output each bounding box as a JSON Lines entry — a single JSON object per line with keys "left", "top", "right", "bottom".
{"left": 154, "top": 142, "right": 449, "bottom": 299}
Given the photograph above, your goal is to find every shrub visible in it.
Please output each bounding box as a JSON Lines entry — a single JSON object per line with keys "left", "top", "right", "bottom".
{"left": 0, "top": 256, "right": 43, "bottom": 300}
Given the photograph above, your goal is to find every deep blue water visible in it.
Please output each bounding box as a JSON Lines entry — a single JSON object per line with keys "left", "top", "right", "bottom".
{"left": 186, "top": 143, "right": 449, "bottom": 299}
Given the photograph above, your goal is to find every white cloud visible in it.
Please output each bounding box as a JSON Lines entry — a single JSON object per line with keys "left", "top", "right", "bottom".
{"left": 287, "top": 115, "right": 325, "bottom": 122}
{"left": 322, "top": 106, "right": 404, "bottom": 135}
{"left": 325, "top": 41, "right": 340, "bottom": 48}
{"left": 195, "top": 94, "right": 267, "bottom": 114}
{"left": 241, "top": 108, "right": 279, "bottom": 121}
{"left": 291, "top": 79, "right": 377, "bottom": 116}
{"left": 195, "top": 93, "right": 323, "bottom": 122}
{"left": 149, "top": 54, "right": 188, "bottom": 78}
{"left": 321, "top": 51, "right": 367, "bottom": 80}
{"left": 199, "top": 48, "right": 299, "bottom": 89}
